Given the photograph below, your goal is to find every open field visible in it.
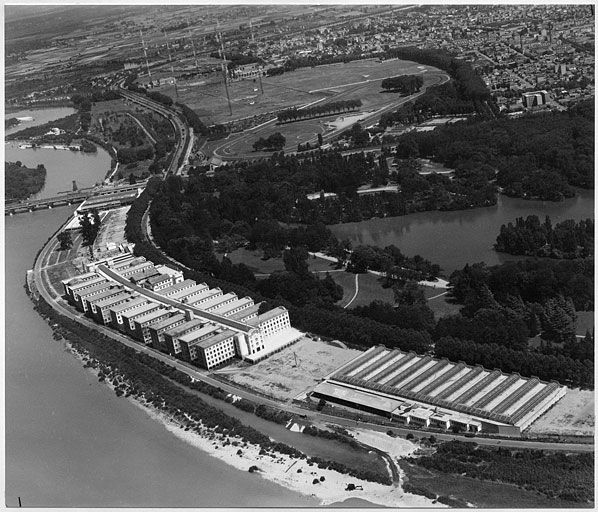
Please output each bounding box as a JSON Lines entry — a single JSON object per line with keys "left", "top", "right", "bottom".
{"left": 422, "top": 286, "right": 461, "bottom": 318}
{"left": 526, "top": 388, "right": 595, "bottom": 436}
{"left": 219, "top": 337, "right": 362, "bottom": 401}
{"left": 332, "top": 271, "right": 395, "bottom": 309}
{"left": 398, "top": 460, "right": 590, "bottom": 509}
{"left": 163, "top": 58, "right": 438, "bottom": 126}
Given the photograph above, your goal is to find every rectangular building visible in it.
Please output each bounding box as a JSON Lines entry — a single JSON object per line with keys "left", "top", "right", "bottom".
{"left": 195, "top": 330, "right": 238, "bottom": 369}
{"left": 155, "top": 279, "right": 198, "bottom": 298}
{"left": 196, "top": 292, "right": 237, "bottom": 312}
{"left": 132, "top": 307, "right": 173, "bottom": 344}
{"left": 211, "top": 297, "right": 254, "bottom": 317}
{"left": 92, "top": 291, "right": 133, "bottom": 324}
{"left": 162, "top": 317, "right": 205, "bottom": 355}
{"left": 120, "top": 302, "right": 163, "bottom": 337}
{"left": 177, "top": 323, "right": 221, "bottom": 362}
{"left": 109, "top": 297, "right": 149, "bottom": 330}
{"left": 148, "top": 313, "right": 187, "bottom": 351}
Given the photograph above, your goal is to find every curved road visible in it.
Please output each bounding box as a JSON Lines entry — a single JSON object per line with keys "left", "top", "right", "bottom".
{"left": 32, "top": 224, "right": 593, "bottom": 453}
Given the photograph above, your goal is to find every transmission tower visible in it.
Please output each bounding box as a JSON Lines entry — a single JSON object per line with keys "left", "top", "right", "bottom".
{"left": 216, "top": 28, "right": 233, "bottom": 116}
{"left": 139, "top": 29, "right": 152, "bottom": 81}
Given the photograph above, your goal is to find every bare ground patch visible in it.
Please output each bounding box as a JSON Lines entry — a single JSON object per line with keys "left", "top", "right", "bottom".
{"left": 525, "top": 388, "right": 595, "bottom": 436}
{"left": 218, "top": 337, "right": 362, "bottom": 401}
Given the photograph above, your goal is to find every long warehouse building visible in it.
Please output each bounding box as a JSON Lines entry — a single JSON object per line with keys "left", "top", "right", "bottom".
{"left": 312, "top": 346, "right": 566, "bottom": 436}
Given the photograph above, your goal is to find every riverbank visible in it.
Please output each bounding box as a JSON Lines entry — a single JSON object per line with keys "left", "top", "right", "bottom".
{"left": 66, "top": 341, "right": 437, "bottom": 508}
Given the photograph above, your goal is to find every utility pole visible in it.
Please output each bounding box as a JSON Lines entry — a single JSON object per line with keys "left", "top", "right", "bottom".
{"left": 140, "top": 30, "right": 152, "bottom": 81}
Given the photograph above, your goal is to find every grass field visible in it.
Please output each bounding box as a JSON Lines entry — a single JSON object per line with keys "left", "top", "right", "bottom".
{"left": 221, "top": 248, "right": 339, "bottom": 275}
{"left": 220, "top": 337, "right": 362, "bottom": 401}
{"left": 398, "top": 460, "right": 589, "bottom": 509}
{"left": 160, "top": 57, "right": 438, "bottom": 126}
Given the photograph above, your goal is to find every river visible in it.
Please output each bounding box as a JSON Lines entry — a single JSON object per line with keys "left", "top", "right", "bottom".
{"left": 4, "top": 124, "right": 317, "bottom": 507}
{"left": 5, "top": 141, "right": 111, "bottom": 199}
{"left": 330, "top": 189, "right": 595, "bottom": 274}
{"left": 5, "top": 106, "right": 76, "bottom": 136}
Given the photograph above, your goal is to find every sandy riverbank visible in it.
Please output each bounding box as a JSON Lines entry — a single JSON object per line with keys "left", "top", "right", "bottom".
{"left": 136, "top": 401, "right": 442, "bottom": 508}
{"left": 66, "top": 343, "right": 441, "bottom": 508}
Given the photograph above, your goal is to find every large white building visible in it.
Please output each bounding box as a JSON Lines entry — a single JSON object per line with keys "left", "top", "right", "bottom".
{"left": 62, "top": 254, "right": 302, "bottom": 369}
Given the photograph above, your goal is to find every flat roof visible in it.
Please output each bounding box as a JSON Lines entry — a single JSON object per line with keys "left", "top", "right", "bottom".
{"left": 313, "top": 380, "right": 402, "bottom": 414}
{"left": 129, "top": 268, "right": 161, "bottom": 282}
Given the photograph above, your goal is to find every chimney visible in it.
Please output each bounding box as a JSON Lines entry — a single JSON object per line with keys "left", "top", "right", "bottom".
{"left": 185, "top": 309, "right": 194, "bottom": 321}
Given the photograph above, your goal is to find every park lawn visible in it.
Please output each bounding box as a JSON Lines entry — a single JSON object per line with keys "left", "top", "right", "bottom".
{"left": 422, "top": 286, "right": 461, "bottom": 319}
{"left": 398, "top": 460, "right": 590, "bottom": 509}
{"left": 220, "top": 248, "right": 339, "bottom": 276}
{"left": 331, "top": 271, "right": 394, "bottom": 308}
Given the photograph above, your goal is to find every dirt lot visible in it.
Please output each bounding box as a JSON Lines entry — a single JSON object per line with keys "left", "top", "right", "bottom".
{"left": 525, "top": 388, "right": 595, "bottom": 436}
{"left": 219, "top": 337, "right": 362, "bottom": 401}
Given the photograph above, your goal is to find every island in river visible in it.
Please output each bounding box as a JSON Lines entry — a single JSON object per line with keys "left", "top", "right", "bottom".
{"left": 5, "top": 161, "right": 47, "bottom": 201}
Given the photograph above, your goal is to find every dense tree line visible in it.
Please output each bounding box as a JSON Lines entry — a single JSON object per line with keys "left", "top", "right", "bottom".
{"left": 176, "top": 102, "right": 209, "bottom": 136}
{"left": 411, "top": 441, "right": 593, "bottom": 503}
{"left": 277, "top": 99, "right": 362, "bottom": 123}
{"left": 347, "top": 244, "right": 440, "bottom": 280}
{"left": 436, "top": 337, "right": 593, "bottom": 388}
{"left": 381, "top": 75, "right": 423, "bottom": 94}
{"left": 495, "top": 215, "right": 593, "bottom": 259}
{"left": 450, "top": 259, "right": 593, "bottom": 312}
{"left": 392, "top": 99, "right": 594, "bottom": 199}
{"left": 145, "top": 90, "right": 174, "bottom": 107}
{"left": 5, "top": 161, "right": 46, "bottom": 201}
{"left": 253, "top": 132, "right": 286, "bottom": 151}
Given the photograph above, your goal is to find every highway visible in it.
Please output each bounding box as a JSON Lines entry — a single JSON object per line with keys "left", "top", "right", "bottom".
{"left": 32, "top": 224, "right": 593, "bottom": 454}
{"left": 118, "top": 85, "right": 191, "bottom": 176}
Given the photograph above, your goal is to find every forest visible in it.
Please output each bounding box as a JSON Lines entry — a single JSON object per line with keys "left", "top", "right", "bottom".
{"left": 5, "top": 161, "right": 46, "bottom": 201}
{"left": 136, "top": 148, "right": 594, "bottom": 389}
{"left": 380, "top": 74, "right": 423, "bottom": 94}
{"left": 393, "top": 99, "right": 594, "bottom": 200}
{"left": 252, "top": 132, "right": 286, "bottom": 152}
{"left": 495, "top": 215, "right": 593, "bottom": 259}
{"left": 410, "top": 441, "right": 594, "bottom": 504}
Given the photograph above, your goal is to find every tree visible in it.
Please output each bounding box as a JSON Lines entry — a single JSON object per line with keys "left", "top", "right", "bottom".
{"left": 57, "top": 231, "right": 73, "bottom": 251}
{"left": 283, "top": 246, "right": 310, "bottom": 277}
{"left": 317, "top": 133, "right": 323, "bottom": 146}
{"left": 129, "top": 173, "right": 136, "bottom": 185}
{"left": 394, "top": 280, "right": 426, "bottom": 306}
